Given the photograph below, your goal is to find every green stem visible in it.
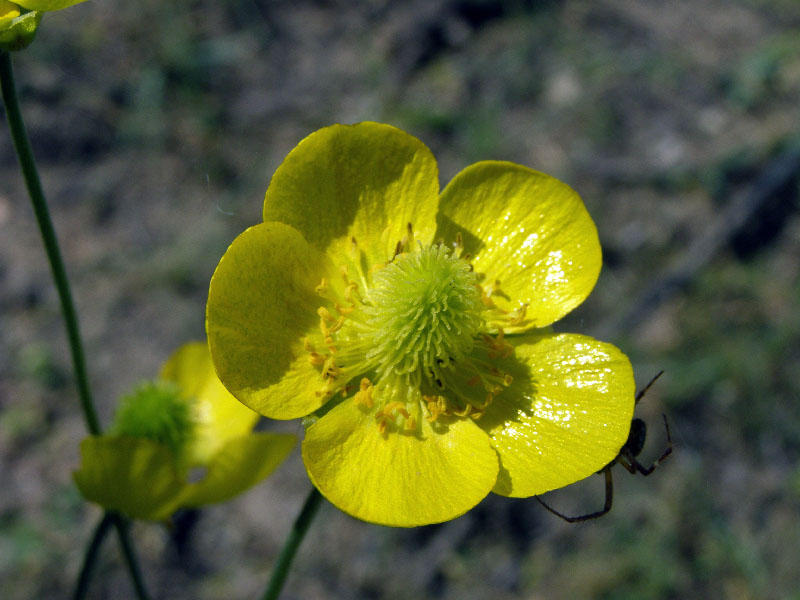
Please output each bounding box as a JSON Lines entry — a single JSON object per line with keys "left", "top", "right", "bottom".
{"left": 262, "top": 487, "right": 323, "bottom": 600}
{"left": 0, "top": 50, "right": 100, "bottom": 434}
{"left": 2, "top": 51, "right": 151, "bottom": 600}
{"left": 72, "top": 513, "right": 151, "bottom": 600}
{"left": 72, "top": 512, "right": 114, "bottom": 600}
{"left": 112, "top": 514, "right": 152, "bottom": 600}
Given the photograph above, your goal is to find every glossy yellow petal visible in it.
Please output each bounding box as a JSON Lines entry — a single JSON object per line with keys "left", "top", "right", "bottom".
{"left": 479, "top": 332, "right": 634, "bottom": 497}
{"left": 15, "top": 0, "right": 86, "bottom": 10}
{"left": 436, "top": 162, "right": 601, "bottom": 329}
{"left": 0, "top": 2, "right": 21, "bottom": 28}
{"left": 160, "top": 341, "right": 260, "bottom": 465}
{"left": 263, "top": 122, "right": 440, "bottom": 266}
{"left": 302, "top": 399, "right": 498, "bottom": 527}
{"left": 207, "top": 222, "right": 337, "bottom": 420}
{"left": 73, "top": 436, "right": 186, "bottom": 521}
{"left": 0, "top": 8, "right": 40, "bottom": 51}
{"left": 180, "top": 433, "right": 296, "bottom": 508}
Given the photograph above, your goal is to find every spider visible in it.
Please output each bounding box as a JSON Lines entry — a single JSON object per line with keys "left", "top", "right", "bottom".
{"left": 536, "top": 370, "right": 672, "bottom": 523}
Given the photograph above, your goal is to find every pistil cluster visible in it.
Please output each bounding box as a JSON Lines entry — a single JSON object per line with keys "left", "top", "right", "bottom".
{"left": 304, "top": 225, "right": 518, "bottom": 434}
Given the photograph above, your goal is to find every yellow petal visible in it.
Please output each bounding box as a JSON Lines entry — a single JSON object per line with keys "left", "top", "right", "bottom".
{"left": 14, "top": 0, "right": 86, "bottom": 10}
{"left": 436, "top": 162, "right": 601, "bottom": 329}
{"left": 73, "top": 436, "right": 186, "bottom": 521}
{"left": 263, "top": 122, "right": 440, "bottom": 266}
{"left": 0, "top": 7, "right": 39, "bottom": 51}
{"left": 0, "top": 2, "right": 21, "bottom": 27}
{"left": 180, "top": 433, "right": 296, "bottom": 508}
{"left": 302, "top": 399, "right": 498, "bottom": 527}
{"left": 479, "top": 332, "right": 634, "bottom": 497}
{"left": 206, "top": 222, "right": 336, "bottom": 420}
{"left": 160, "top": 341, "right": 260, "bottom": 465}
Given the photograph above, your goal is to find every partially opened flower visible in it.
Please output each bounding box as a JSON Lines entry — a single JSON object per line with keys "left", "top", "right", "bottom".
{"left": 206, "top": 122, "right": 635, "bottom": 527}
{"left": 1, "top": 1, "right": 87, "bottom": 51}
{"left": 74, "top": 341, "right": 296, "bottom": 521}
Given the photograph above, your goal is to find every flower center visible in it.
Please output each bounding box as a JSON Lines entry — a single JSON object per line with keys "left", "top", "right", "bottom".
{"left": 112, "top": 381, "right": 195, "bottom": 458}
{"left": 305, "top": 228, "right": 517, "bottom": 435}
{"left": 364, "top": 243, "right": 483, "bottom": 383}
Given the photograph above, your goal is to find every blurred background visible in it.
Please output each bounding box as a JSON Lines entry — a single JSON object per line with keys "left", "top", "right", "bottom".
{"left": 2, "top": 0, "right": 800, "bottom": 598}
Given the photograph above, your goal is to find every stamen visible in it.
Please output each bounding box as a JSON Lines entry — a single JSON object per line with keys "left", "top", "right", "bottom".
{"left": 318, "top": 307, "right": 336, "bottom": 323}
{"left": 354, "top": 378, "right": 374, "bottom": 408}
{"left": 303, "top": 234, "right": 526, "bottom": 436}
{"left": 315, "top": 278, "right": 329, "bottom": 297}
{"left": 454, "top": 231, "right": 464, "bottom": 257}
{"left": 508, "top": 304, "right": 528, "bottom": 326}
{"left": 308, "top": 352, "right": 326, "bottom": 366}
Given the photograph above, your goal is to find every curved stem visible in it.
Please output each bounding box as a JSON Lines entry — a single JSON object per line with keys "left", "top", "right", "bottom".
{"left": 112, "top": 514, "right": 152, "bottom": 600}
{"left": 2, "top": 51, "right": 151, "bottom": 600}
{"left": 0, "top": 50, "right": 100, "bottom": 434}
{"left": 72, "top": 512, "right": 114, "bottom": 600}
{"left": 262, "top": 487, "right": 323, "bottom": 600}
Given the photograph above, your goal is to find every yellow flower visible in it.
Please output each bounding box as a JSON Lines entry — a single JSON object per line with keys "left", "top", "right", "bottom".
{"left": 73, "top": 341, "right": 296, "bottom": 521}
{"left": 1, "top": 1, "right": 87, "bottom": 51}
{"left": 206, "top": 122, "right": 635, "bottom": 527}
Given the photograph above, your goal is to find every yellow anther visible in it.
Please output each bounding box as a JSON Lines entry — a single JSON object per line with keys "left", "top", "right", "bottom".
{"left": 508, "top": 303, "right": 528, "bottom": 326}
{"left": 377, "top": 419, "right": 388, "bottom": 435}
{"left": 335, "top": 302, "right": 355, "bottom": 315}
{"left": 317, "top": 306, "right": 336, "bottom": 323}
{"left": 315, "top": 278, "right": 328, "bottom": 296}
{"left": 307, "top": 352, "right": 326, "bottom": 366}
{"left": 454, "top": 231, "right": 464, "bottom": 257}
{"left": 322, "top": 357, "right": 340, "bottom": 380}
{"left": 328, "top": 316, "right": 345, "bottom": 334}
{"left": 343, "top": 282, "right": 357, "bottom": 303}
{"left": 452, "top": 403, "right": 472, "bottom": 417}
{"left": 383, "top": 402, "right": 410, "bottom": 419}
{"left": 425, "top": 397, "right": 440, "bottom": 422}
{"left": 503, "top": 374, "right": 513, "bottom": 386}
{"left": 353, "top": 378, "right": 374, "bottom": 408}
{"left": 404, "top": 416, "right": 417, "bottom": 431}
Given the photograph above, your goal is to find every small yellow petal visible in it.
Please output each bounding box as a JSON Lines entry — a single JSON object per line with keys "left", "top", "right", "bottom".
{"left": 73, "top": 436, "right": 186, "bottom": 521}
{"left": 302, "top": 399, "right": 499, "bottom": 527}
{"left": 478, "top": 332, "right": 634, "bottom": 497}
{"left": 206, "top": 222, "right": 338, "bottom": 420}
{"left": 263, "top": 122, "right": 440, "bottom": 266}
{"left": 0, "top": 2, "right": 21, "bottom": 27}
{"left": 14, "top": 0, "right": 86, "bottom": 10}
{"left": 180, "top": 433, "right": 296, "bottom": 508}
{"left": 436, "top": 161, "right": 601, "bottom": 330}
{"left": 160, "top": 341, "right": 259, "bottom": 465}
{"left": 0, "top": 7, "right": 40, "bottom": 50}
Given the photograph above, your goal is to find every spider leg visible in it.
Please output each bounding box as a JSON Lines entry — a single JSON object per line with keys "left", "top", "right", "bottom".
{"left": 535, "top": 468, "right": 615, "bottom": 523}
{"left": 630, "top": 414, "right": 673, "bottom": 476}
{"left": 635, "top": 370, "right": 665, "bottom": 404}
